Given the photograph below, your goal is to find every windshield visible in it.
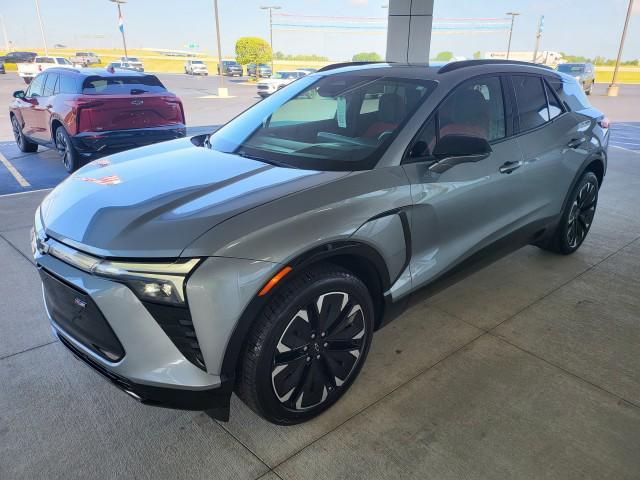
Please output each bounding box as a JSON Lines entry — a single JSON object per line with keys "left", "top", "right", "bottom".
{"left": 558, "top": 64, "right": 585, "bottom": 73}
{"left": 192, "top": 60, "right": 204, "bottom": 64}
{"left": 57, "top": 58, "right": 71, "bottom": 65}
{"left": 125, "top": 57, "right": 140, "bottom": 62}
{"left": 210, "top": 73, "right": 436, "bottom": 171}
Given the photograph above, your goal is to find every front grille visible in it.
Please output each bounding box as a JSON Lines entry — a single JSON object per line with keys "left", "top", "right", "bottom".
{"left": 257, "top": 84, "right": 270, "bottom": 90}
{"left": 142, "top": 302, "right": 206, "bottom": 371}
{"left": 40, "top": 268, "right": 125, "bottom": 362}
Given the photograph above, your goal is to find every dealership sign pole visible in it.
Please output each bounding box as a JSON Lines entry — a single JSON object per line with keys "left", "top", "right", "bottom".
{"left": 213, "top": 0, "right": 228, "bottom": 97}
{"left": 34, "top": 0, "right": 48, "bottom": 56}
{"left": 260, "top": 6, "right": 282, "bottom": 75}
{"left": 608, "top": 0, "right": 635, "bottom": 97}
{"left": 110, "top": 0, "right": 129, "bottom": 60}
{"left": 532, "top": 15, "right": 543, "bottom": 63}
{"left": 505, "top": 12, "right": 519, "bottom": 60}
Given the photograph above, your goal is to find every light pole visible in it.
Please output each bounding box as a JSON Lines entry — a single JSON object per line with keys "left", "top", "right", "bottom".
{"left": 260, "top": 5, "right": 281, "bottom": 73}
{"left": 34, "top": 0, "right": 48, "bottom": 56}
{"left": 505, "top": 12, "right": 519, "bottom": 60}
{"left": 0, "top": 15, "right": 9, "bottom": 52}
{"left": 532, "top": 15, "right": 544, "bottom": 63}
{"left": 608, "top": 0, "right": 635, "bottom": 97}
{"left": 109, "top": 0, "right": 129, "bottom": 60}
{"left": 213, "top": 0, "right": 228, "bottom": 97}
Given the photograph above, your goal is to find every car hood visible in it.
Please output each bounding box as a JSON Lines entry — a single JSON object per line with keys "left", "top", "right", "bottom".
{"left": 40, "top": 137, "right": 348, "bottom": 258}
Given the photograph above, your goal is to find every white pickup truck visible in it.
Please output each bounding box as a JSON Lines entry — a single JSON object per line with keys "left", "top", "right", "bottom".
{"left": 69, "top": 51, "right": 101, "bottom": 67}
{"left": 17, "top": 56, "right": 74, "bottom": 83}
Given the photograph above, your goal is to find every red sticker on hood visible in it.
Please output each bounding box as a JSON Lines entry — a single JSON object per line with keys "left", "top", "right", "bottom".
{"left": 78, "top": 175, "right": 122, "bottom": 185}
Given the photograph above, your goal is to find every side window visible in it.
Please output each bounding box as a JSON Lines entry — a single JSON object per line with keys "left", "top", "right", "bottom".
{"left": 412, "top": 115, "right": 437, "bottom": 156}
{"left": 543, "top": 80, "right": 563, "bottom": 120}
{"left": 27, "top": 74, "right": 46, "bottom": 97}
{"left": 438, "top": 76, "right": 505, "bottom": 141}
{"left": 512, "top": 75, "right": 549, "bottom": 131}
{"left": 43, "top": 73, "right": 58, "bottom": 96}
{"left": 58, "top": 75, "right": 75, "bottom": 94}
{"left": 548, "top": 77, "right": 591, "bottom": 112}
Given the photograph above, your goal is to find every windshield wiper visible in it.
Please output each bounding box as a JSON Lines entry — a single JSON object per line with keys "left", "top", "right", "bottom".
{"left": 235, "top": 150, "right": 291, "bottom": 168}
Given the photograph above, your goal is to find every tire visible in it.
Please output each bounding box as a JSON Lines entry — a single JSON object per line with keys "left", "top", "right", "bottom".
{"left": 236, "top": 263, "right": 375, "bottom": 425}
{"left": 54, "top": 126, "right": 80, "bottom": 173}
{"left": 537, "top": 171, "right": 598, "bottom": 255}
{"left": 586, "top": 82, "right": 594, "bottom": 95}
{"left": 11, "top": 115, "right": 38, "bottom": 153}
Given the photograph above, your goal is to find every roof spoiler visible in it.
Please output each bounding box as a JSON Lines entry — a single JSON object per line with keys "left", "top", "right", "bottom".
{"left": 438, "top": 59, "right": 554, "bottom": 74}
{"left": 317, "top": 61, "right": 388, "bottom": 73}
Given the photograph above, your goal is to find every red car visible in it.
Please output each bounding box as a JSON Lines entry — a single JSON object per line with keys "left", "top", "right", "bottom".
{"left": 10, "top": 68, "right": 186, "bottom": 172}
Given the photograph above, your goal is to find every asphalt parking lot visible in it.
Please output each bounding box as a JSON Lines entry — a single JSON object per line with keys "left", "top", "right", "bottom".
{"left": 1, "top": 73, "right": 640, "bottom": 479}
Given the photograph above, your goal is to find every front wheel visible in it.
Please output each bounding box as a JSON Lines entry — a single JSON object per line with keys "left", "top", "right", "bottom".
{"left": 537, "top": 171, "right": 598, "bottom": 255}
{"left": 55, "top": 126, "right": 80, "bottom": 173}
{"left": 11, "top": 115, "right": 38, "bottom": 153}
{"left": 586, "top": 82, "right": 594, "bottom": 95}
{"left": 237, "top": 264, "right": 374, "bottom": 425}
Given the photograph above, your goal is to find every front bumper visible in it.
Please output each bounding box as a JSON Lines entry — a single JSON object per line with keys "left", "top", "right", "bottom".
{"left": 70, "top": 124, "right": 186, "bottom": 157}
{"left": 34, "top": 237, "right": 231, "bottom": 418}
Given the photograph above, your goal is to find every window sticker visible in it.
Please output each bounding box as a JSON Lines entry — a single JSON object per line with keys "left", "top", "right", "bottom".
{"left": 337, "top": 96, "right": 347, "bottom": 128}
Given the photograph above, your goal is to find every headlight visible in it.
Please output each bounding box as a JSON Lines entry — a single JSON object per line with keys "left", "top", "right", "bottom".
{"left": 93, "top": 258, "right": 200, "bottom": 305}
{"left": 43, "top": 238, "right": 200, "bottom": 306}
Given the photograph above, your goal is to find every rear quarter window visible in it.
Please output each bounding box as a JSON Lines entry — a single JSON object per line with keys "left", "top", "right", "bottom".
{"left": 82, "top": 75, "right": 166, "bottom": 95}
{"left": 547, "top": 76, "right": 591, "bottom": 112}
{"left": 59, "top": 75, "right": 79, "bottom": 94}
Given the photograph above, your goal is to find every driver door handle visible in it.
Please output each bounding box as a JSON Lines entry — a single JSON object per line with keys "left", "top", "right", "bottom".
{"left": 567, "top": 137, "right": 586, "bottom": 149}
{"left": 499, "top": 160, "right": 522, "bottom": 174}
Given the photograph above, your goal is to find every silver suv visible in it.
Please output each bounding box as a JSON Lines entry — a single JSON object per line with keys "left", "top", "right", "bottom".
{"left": 32, "top": 60, "right": 609, "bottom": 425}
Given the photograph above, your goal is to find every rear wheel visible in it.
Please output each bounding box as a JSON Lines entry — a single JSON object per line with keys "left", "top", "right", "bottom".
{"left": 586, "top": 82, "right": 594, "bottom": 95}
{"left": 537, "top": 171, "right": 598, "bottom": 255}
{"left": 11, "top": 115, "right": 38, "bottom": 153}
{"left": 54, "top": 126, "right": 80, "bottom": 173}
{"left": 237, "top": 264, "right": 374, "bottom": 425}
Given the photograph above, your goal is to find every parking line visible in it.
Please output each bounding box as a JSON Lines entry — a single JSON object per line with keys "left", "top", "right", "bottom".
{"left": 0, "top": 152, "right": 30, "bottom": 188}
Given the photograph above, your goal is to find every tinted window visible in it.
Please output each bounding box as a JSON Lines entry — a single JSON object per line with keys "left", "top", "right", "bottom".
{"left": 56, "top": 58, "right": 71, "bottom": 65}
{"left": 36, "top": 57, "right": 54, "bottom": 64}
{"left": 59, "top": 75, "right": 78, "bottom": 94}
{"left": 210, "top": 74, "right": 436, "bottom": 171}
{"left": 544, "top": 80, "right": 563, "bottom": 120}
{"left": 557, "top": 64, "right": 585, "bottom": 73}
{"left": 43, "top": 73, "right": 58, "bottom": 96}
{"left": 27, "top": 74, "right": 46, "bottom": 97}
{"left": 547, "top": 77, "right": 591, "bottom": 112}
{"left": 81, "top": 75, "right": 166, "bottom": 94}
{"left": 513, "top": 75, "right": 548, "bottom": 131}
{"left": 439, "top": 76, "right": 505, "bottom": 141}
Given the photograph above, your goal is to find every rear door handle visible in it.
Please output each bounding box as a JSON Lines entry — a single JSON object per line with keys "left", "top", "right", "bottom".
{"left": 567, "top": 137, "right": 586, "bottom": 149}
{"left": 499, "top": 160, "right": 522, "bottom": 174}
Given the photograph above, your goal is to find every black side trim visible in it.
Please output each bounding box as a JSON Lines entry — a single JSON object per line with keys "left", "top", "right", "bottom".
{"left": 141, "top": 302, "right": 207, "bottom": 371}
{"left": 57, "top": 333, "right": 231, "bottom": 418}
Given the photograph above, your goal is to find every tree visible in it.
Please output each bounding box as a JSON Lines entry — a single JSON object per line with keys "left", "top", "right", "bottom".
{"left": 235, "top": 37, "right": 272, "bottom": 77}
{"left": 473, "top": 51, "right": 481, "bottom": 59}
{"left": 435, "top": 51, "right": 454, "bottom": 61}
{"left": 352, "top": 52, "right": 382, "bottom": 62}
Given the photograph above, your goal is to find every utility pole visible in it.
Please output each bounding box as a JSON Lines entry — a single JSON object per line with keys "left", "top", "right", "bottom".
{"left": 213, "top": 0, "right": 228, "bottom": 97}
{"left": 505, "top": 12, "right": 519, "bottom": 60}
{"left": 260, "top": 5, "right": 281, "bottom": 73}
{"left": 34, "top": 0, "right": 48, "bottom": 56}
{"left": 109, "top": 0, "right": 129, "bottom": 59}
{"left": 608, "top": 0, "right": 635, "bottom": 97}
{"left": 0, "top": 15, "right": 9, "bottom": 52}
{"left": 532, "top": 15, "right": 544, "bottom": 63}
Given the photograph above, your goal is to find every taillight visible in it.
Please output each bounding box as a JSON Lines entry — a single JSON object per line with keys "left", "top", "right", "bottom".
{"left": 74, "top": 100, "right": 104, "bottom": 133}
{"left": 598, "top": 116, "right": 610, "bottom": 129}
{"left": 163, "top": 97, "right": 185, "bottom": 123}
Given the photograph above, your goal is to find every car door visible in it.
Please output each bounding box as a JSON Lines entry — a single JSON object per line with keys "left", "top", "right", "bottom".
{"left": 31, "top": 72, "right": 58, "bottom": 142}
{"left": 19, "top": 72, "right": 47, "bottom": 138}
{"left": 511, "top": 74, "right": 585, "bottom": 223}
{"left": 402, "top": 75, "right": 528, "bottom": 289}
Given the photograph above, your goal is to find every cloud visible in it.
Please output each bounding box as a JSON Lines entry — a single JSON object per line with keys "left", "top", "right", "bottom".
{"left": 349, "top": 0, "right": 369, "bottom": 5}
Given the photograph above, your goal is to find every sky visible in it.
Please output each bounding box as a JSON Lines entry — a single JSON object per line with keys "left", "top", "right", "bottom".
{"left": 1, "top": 0, "right": 638, "bottom": 61}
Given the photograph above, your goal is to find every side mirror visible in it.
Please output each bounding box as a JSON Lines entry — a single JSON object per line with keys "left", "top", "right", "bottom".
{"left": 409, "top": 140, "right": 429, "bottom": 159}
{"left": 432, "top": 134, "right": 492, "bottom": 159}
{"left": 429, "top": 134, "right": 492, "bottom": 174}
{"left": 13, "top": 90, "right": 26, "bottom": 99}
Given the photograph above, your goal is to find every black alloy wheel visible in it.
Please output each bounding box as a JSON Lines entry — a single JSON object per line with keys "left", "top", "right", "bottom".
{"left": 271, "top": 291, "right": 367, "bottom": 411}
{"left": 566, "top": 177, "right": 597, "bottom": 249}
{"left": 12, "top": 116, "right": 38, "bottom": 153}
{"left": 55, "top": 126, "right": 79, "bottom": 173}
{"left": 237, "top": 264, "right": 374, "bottom": 425}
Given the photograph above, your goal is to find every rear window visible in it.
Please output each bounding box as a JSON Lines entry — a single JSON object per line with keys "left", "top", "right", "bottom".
{"left": 512, "top": 75, "right": 549, "bottom": 131}
{"left": 82, "top": 75, "right": 166, "bottom": 95}
{"left": 36, "top": 57, "right": 54, "bottom": 64}
{"left": 557, "top": 64, "right": 585, "bottom": 73}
